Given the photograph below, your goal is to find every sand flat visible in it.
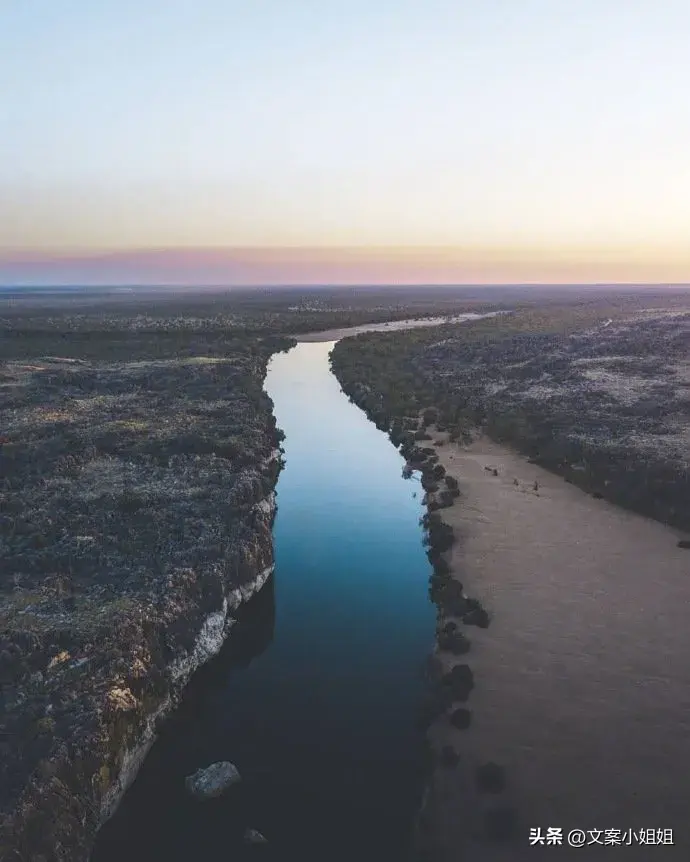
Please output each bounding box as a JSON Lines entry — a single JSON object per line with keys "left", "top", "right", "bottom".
{"left": 424, "top": 434, "right": 690, "bottom": 861}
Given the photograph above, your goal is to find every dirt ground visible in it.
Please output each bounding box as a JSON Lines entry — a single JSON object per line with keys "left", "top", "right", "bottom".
{"left": 422, "top": 432, "right": 690, "bottom": 861}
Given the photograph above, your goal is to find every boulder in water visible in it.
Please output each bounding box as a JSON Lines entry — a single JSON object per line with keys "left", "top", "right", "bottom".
{"left": 184, "top": 761, "right": 241, "bottom": 800}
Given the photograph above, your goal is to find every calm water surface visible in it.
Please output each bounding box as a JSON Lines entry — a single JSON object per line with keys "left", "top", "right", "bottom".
{"left": 94, "top": 341, "right": 435, "bottom": 862}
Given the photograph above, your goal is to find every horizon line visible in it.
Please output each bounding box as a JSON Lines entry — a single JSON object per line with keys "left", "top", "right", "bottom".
{"left": 2, "top": 242, "right": 689, "bottom": 256}
{"left": 3, "top": 282, "right": 690, "bottom": 290}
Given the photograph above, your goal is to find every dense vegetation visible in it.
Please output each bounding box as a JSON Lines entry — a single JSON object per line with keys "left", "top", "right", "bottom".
{"left": 331, "top": 292, "right": 690, "bottom": 533}
{"left": 0, "top": 285, "right": 510, "bottom": 343}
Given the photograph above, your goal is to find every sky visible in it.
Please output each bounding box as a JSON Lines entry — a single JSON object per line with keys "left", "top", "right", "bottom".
{"left": 2, "top": 1, "right": 689, "bottom": 285}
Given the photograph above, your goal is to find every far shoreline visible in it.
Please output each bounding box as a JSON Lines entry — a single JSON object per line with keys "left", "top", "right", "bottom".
{"left": 294, "top": 312, "right": 499, "bottom": 343}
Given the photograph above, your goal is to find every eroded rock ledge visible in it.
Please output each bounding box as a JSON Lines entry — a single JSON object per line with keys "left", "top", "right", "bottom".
{"left": 1, "top": 459, "right": 281, "bottom": 862}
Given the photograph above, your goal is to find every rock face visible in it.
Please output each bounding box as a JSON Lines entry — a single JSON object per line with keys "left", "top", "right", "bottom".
{"left": 184, "top": 762, "right": 241, "bottom": 800}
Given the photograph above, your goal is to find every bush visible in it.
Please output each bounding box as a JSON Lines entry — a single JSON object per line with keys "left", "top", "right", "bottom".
{"left": 422, "top": 407, "right": 438, "bottom": 427}
{"left": 432, "top": 464, "right": 446, "bottom": 480}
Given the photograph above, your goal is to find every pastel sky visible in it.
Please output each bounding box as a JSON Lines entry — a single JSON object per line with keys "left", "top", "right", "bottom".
{"left": 2, "top": 1, "right": 689, "bottom": 285}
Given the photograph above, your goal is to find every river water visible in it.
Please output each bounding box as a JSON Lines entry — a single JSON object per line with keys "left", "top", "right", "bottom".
{"left": 93, "top": 340, "right": 436, "bottom": 862}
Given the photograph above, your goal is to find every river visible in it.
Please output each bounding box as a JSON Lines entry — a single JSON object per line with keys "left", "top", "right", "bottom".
{"left": 93, "top": 339, "right": 436, "bottom": 862}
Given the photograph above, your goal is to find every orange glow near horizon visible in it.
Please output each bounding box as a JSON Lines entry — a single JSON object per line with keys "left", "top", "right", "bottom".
{"left": 1, "top": 245, "right": 690, "bottom": 286}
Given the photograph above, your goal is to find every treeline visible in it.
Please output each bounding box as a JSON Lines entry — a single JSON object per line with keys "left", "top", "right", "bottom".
{"left": 0, "top": 291, "right": 506, "bottom": 342}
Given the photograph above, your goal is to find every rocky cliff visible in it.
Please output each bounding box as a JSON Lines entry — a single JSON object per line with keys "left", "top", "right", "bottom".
{"left": 0, "top": 337, "right": 290, "bottom": 861}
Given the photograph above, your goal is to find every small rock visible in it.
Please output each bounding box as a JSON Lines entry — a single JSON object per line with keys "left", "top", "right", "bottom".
{"left": 184, "top": 761, "right": 241, "bottom": 800}
{"left": 106, "top": 686, "right": 138, "bottom": 712}
{"left": 47, "top": 650, "right": 70, "bottom": 671}
{"left": 244, "top": 828, "right": 268, "bottom": 845}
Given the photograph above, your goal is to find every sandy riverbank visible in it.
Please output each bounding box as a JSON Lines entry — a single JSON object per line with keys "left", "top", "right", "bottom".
{"left": 295, "top": 314, "right": 492, "bottom": 342}
{"left": 421, "top": 432, "right": 690, "bottom": 861}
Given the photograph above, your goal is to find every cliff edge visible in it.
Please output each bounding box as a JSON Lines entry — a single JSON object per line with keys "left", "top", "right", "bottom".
{"left": 0, "top": 337, "right": 288, "bottom": 861}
